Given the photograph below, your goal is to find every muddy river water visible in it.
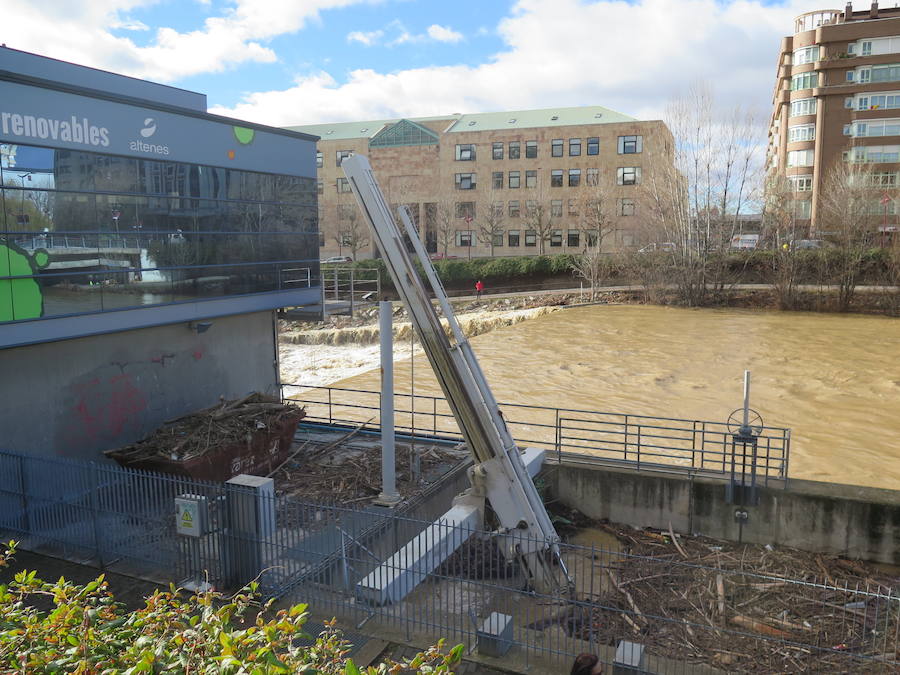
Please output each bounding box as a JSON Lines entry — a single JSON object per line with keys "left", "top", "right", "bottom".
{"left": 322, "top": 304, "right": 900, "bottom": 490}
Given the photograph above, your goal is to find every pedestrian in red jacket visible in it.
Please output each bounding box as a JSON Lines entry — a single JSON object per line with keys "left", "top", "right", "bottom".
{"left": 475, "top": 280, "right": 484, "bottom": 299}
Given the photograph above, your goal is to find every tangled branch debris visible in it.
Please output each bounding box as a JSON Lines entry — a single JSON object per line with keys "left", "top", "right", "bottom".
{"left": 107, "top": 393, "right": 304, "bottom": 463}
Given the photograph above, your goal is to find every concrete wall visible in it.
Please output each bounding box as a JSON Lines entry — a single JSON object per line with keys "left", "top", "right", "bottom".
{"left": 549, "top": 462, "right": 900, "bottom": 565}
{"left": 0, "top": 311, "right": 279, "bottom": 461}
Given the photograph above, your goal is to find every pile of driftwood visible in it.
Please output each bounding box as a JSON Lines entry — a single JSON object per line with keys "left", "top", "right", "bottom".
{"left": 272, "top": 431, "right": 466, "bottom": 503}
{"left": 562, "top": 522, "right": 900, "bottom": 672}
{"left": 108, "top": 393, "right": 303, "bottom": 464}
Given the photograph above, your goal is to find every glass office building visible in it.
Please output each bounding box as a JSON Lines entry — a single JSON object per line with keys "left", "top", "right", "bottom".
{"left": 0, "top": 47, "right": 321, "bottom": 460}
{"left": 1, "top": 46, "right": 321, "bottom": 347}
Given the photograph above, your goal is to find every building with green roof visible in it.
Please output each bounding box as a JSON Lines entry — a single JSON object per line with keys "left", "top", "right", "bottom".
{"left": 287, "top": 105, "right": 672, "bottom": 260}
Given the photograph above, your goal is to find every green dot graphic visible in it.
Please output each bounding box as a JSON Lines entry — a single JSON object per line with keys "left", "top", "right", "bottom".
{"left": 233, "top": 126, "right": 255, "bottom": 145}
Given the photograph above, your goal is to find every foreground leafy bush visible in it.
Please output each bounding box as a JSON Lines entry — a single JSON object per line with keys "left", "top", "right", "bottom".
{"left": 0, "top": 541, "right": 462, "bottom": 674}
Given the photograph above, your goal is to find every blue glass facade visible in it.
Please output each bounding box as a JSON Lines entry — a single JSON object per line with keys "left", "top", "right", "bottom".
{"left": 0, "top": 48, "right": 321, "bottom": 344}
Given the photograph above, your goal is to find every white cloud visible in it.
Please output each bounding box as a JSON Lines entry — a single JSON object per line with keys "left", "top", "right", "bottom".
{"left": 212, "top": 0, "right": 823, "bottom": 128}
{"left": 2, "top": 0, "right": 373, "bottom": 81}
{"left": 347, "top": 29, "right": 384, "bottom": 46}
{"left": 426, "top": 24, "right": 464, "bottom": 43}
{"left": 110, "top": 18, "right": 150, "bottom": 31}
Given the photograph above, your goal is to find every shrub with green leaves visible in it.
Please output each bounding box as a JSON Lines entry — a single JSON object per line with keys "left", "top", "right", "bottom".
{"left": 0, "top": 541, "right": 462, "bottom": 674}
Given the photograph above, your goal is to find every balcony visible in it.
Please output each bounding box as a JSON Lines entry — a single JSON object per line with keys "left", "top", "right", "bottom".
{"left": 794, "top": 10, "right": 842, "bottom": 34}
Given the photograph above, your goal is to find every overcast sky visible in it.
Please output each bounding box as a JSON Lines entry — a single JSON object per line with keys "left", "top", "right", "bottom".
{"left": 4, "top": 0, "right": 836, "bottom": 127}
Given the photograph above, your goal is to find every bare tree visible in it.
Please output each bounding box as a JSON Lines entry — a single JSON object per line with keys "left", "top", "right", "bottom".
{"left": 761, "top": 172, "right": 807, "bottom": 309}
{"left": 527, "top": 200, "right": 555, "bottom": 255}
{"left": 818, "top": 162, "right": 878, "bottom": 311}
{"left": 334, "top": 209, "right": 370, "bottom": 261}
{"left": 477, "top": 194, "right": 505, "bottom": 256}
{"left": 644, "top": 84, "right": 761, "bottom": 305}
{"left": 433, "top": 198, "right": 455, "bottom": 258}
{"left": 571, "top": 183, "right": 617, "bottom": 300}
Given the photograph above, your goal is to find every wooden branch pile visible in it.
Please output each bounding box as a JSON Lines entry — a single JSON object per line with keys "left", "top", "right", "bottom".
{"left": 275, "top": 441, "right": 466, "bottom": 503}
{"left": 107, "top": 393, "right": 304, "bottom": 464}
{"left": 563, "top": 523, "right": 900, "bottom": 672}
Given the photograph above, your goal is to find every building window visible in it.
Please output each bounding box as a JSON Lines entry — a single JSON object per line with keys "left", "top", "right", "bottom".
{"left": 456, "top": 201, "right": 475, "bottom": 219}
{"left": 618, "top": 135, "right": 643, "bottom": 154}
{"left": 336, "top": 150, "right": 352, "bottom": 166}
{"left": 508, "top": 200, "right": 520, "bottom": 218}
{"left": 569, "top": 138, "right": 582, "bottom": 156}
{"left": 850, "top": 118, "right": 900, "bottom": 137}
{"left": 456, "top": 173, "right": 476, "bottom": 190}
{"left": 846, "top": 145, "right": 900, "bottom": 162}
{"left": 492, "top": 171, "right": 504, "bottom": 189}
{"left": 871, "top": 171, "right": 899, "bottom": 187}
{"left": 789, "top": 98, "right": 817, "bottom": 117}
{"left": 793, "top": 45, "right": 821, "bottom": 65}
{"left": 618, "top": 198, "right": 635, "bottom": 216}
{"left": 567, "top": 230, "right": 580, "bottom": 247}
{"left": 786, "top": 149, "right": 814, "bottom": 167}
{"left": 585, "top": 229, "right": 599, "bottom": 247}
{"left": 789, "top": 175, "right": 813, "bottom": 191}
{"left": 525, "top": 170, "right": 537, "bottom": 188}
{"left": 794, "top": 200, "right": 812, "bottom": 219}
{"left": 525, "top": 200, "right": 537, "bottom": 216}
{"left": 568, "top": 169, "right": 581, "bottom": 187}
{"left": 508, "top": 229, "right": 521, "bottom": 246}
{"left": 568, "top": 198, "right": 578, "bottom": 216}
{"left": 791, "top": 72, "right": 819, "bottom": 90}
{"left": 338, "top": 204, "right": 355, "bottom": 220}
{"left": 317, "top": 180, "right": 323, "bottom": 195}
{"left": 586, "top": 168, "right": 599, "bottom": 186}
{"left": 492, "top": 201, "right": 504, "bottom": 218}
{"left": 456, "top": 144, "right": 476, "bottom": 161}
{"left": 551, "top": 199, "right": 563, "bottom": 217}
{"left": 550, "top": 229, "right": 563, "bottom": 247}
{"left": 788, "top": 124, "right": 816, "bottom": 142}
{"left": 617, "top": 167, "right": 641, "bottom": 185}
{"left": 551, "top": 139, "right": 564, "bottom": 157}
{"left": 525, "top": 140, "right": 538, "bottom": 158}
{"left": 551, "top": 169, "right": 564, "bottom": 187}
{"left": 456, "top": 230, "right": 474, "bottom": 246}
{"left": 319, "top": 232, "right": 326, "bottom": 247}
{"left": 587, "top": 137, "right": 599, "bottom": 155}
{"left": 316, "top": 151, "right": 323, "bottom": 168}
{"left": 492, "top": 231, "right": 504, "bottom": 247}
{"left": 337, "top": 177, "right": 351, "bottom": 193}
{"left": 492, "top": 142, "right": 504, "bottom": 160}
{"left": 848, "top": 36, "right": 900, "bottom": 58}
{"left": 340, "top": 231, "right": 353, "bottom": 247}
{"left": 509, "top": 141, "right": 521, "bottom": 159}
{"left": 856, "top": 93, "right": 900, "bottom": 111}
{"left": 524, "top": 229, "right": 537, "bottom": 246}
{"left": 509, "top": 171, "right": 521, "bottom": 189}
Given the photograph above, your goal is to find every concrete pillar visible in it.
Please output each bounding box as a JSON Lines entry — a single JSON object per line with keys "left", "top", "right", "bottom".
{"left": 377, "top": 301, "right": 400, "bottom": 505}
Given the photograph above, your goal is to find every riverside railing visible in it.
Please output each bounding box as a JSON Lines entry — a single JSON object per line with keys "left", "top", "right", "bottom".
{"left": 281, "top": 384, "right": 791, "bottom": 483}
{"left": 0, "top": 448, "right": 893, "bottom": 674}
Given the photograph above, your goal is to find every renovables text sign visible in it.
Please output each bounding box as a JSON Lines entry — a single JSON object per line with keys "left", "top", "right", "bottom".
{"left": 0, "top": 81, "right": 315, "bottom": 177}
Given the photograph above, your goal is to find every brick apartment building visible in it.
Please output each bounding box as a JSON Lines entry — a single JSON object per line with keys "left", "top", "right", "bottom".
{"left": 768, "top": 2, "right": 900, "bottom": 234}
{"left": 288, "top": 107, "right": 674, "bottom": 259}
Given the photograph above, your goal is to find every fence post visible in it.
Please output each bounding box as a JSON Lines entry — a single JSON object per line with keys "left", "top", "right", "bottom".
{"left": 555, "top": 408, "right": 561, "bottom": 463}
{"left": 16, "top": 454, "right": 30, "bottom": 534}
{"left": 89, "top": 463, "right": 105, "bottom": 568}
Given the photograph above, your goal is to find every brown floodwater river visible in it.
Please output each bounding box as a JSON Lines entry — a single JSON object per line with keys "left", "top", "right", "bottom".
{"left": 329, "top": 305, "right": 900, "bottom": 490}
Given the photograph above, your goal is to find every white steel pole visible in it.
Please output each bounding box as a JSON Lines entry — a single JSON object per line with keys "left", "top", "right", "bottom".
{"left": 378, "top": 301, "right": 400, "bottom": 504}
{"left": 742, "top": 370, "right": 751, "bottom": 429}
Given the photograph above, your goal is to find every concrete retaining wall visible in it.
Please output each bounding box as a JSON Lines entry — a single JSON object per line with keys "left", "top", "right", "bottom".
{"left": 548, "top": 461, "right": 900, "bottom": 565}
{"left": 0, "top": 311, "right": 279, "bottom": 461}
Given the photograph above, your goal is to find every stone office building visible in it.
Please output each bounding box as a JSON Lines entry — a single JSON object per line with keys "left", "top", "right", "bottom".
{"left": 288, "top": 106, "right": 674, "bottom": 259}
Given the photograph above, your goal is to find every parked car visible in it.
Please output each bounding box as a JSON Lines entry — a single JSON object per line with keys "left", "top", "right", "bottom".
{"left": 320, "top": 256, "right": 353, "bottom": 264}
{"left": 429, "top": 253, "right": 459, "bottom": 260}
{"left": 637, "top": 242, "right": 676, "bottom": 253}
{"left": 789, "top": 239, "right": 826, "bottom": 250}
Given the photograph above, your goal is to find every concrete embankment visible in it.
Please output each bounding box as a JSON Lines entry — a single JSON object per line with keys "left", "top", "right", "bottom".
{"left": 547, "top": 460, "right": 900, "bottom": 565}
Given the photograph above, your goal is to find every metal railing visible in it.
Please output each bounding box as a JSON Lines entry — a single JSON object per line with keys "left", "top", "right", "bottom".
{"left": 281, "top": 384, "right": 791, "bottom": 483}
{"left": 0, "top": 449, "right": 893, "bottom": 674}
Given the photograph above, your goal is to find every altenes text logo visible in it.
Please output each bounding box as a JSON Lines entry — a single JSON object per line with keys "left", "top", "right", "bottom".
{"left": 0, "top": 111, "right": 109, "bottom": 147}
{"left": 130, "top": 117, "right": 169, "bottom": 155}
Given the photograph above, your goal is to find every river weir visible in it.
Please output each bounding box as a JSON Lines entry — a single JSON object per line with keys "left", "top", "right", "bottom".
{"left": 283, "top": 303, "right": 900, "bottom": 490}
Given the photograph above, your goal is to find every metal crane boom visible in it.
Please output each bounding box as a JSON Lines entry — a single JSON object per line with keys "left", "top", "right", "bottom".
{"left": 342, "top": 154, "right": 562, "bottom": 584}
